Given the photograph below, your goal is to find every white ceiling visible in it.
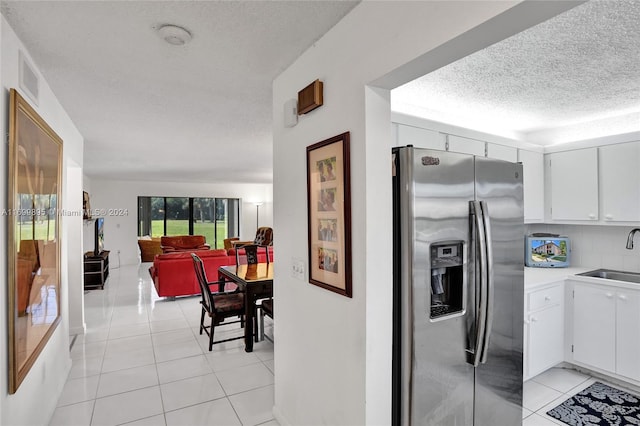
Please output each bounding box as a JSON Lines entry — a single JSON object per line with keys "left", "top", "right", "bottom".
{"left": 1, "top": 1, "right": 359, "bottom": 183}
{"left": 392, "top": 0, "right": 640, "bottom": 145}
{"left": 5, "top": 1, "right": 639, "bottom": 184}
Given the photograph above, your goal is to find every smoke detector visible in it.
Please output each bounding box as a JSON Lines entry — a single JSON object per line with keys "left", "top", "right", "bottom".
{"left": 156, "top": 24, "right": 192, "bottom": 46}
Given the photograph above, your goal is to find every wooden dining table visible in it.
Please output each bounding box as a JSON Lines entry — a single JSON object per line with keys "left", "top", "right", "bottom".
{"left": 218, "top": 262, "right": 273, "bottom": 352}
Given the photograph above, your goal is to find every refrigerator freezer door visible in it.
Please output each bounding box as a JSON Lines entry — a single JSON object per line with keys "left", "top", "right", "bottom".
{"left": 473, "top": 156, "right": 524, "bottom": 426}
{"left": 398, "top": 148, "right": 476, "bottom": 426}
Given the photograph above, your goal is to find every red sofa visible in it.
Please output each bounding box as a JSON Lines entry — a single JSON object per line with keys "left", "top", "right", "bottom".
{"left": 149, "top": 247, "right": 274, "bottom": 298}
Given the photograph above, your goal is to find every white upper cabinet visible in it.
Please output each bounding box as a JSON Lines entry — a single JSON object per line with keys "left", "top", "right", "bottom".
{"left": 487, "top": 143, "right": 518, "bottom": 162}
{"left": 446, "top": 135, "right": 486, "bottom": 156}
{"left": 548, "top": 148, "right": 599, "bottom": 221}
{"left": 599, "top": 141, "right": 640, "bottom": 222}
{"left": 395, "top": 124, "right": 445, "bottom": 150}
{"left": 518, "top": 149, "right": 544, "bottom": 223}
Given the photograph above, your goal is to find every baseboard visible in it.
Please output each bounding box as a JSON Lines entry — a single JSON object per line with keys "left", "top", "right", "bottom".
{"left": 273, "top": 404, "right": 292, "bottom": 426}
{"left": 69, "top": 324, "right": 86, "bottom": 335}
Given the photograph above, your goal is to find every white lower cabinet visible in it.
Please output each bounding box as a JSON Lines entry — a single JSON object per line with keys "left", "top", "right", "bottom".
{"left": 572, "top": 282, "right": 616, "bottom": 372}
{"left": 524, "top": 282, "right": 564, "bottom": 380}
{"left": 615, "top": 288, "right": 640, "bottom": 381}
{"left": 572, "top": 280, "right": 640, "bottom": 382}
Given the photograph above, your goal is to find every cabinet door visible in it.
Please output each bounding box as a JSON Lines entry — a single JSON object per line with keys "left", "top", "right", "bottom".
{"left": 487, "top": 143, "right": 517, "bottom": 162}
{"left": 447, "top": 135, "right": 485, "bottom": 156}
{"left": 600, "top": 142, "right": 640, "bottom": 222}
{"left": 528, "top": 304, "right": 564, "bottom": 378}
{"left": 396, "top": 124, "right": 445, "bottom": 150}
{"left": 523, "top": 319, "right": 530, "bottom": 379}
{"left": 573, "top": 283, "right": 615, "bottom": 372}
{"left": 518, "top": 150, "right": 544, "bottom": 223}
{"left": 616, "top": 289, "right": 640, "bottom": 381}
{"left": 548, "top": 148, "right": 598, "bottom": 221}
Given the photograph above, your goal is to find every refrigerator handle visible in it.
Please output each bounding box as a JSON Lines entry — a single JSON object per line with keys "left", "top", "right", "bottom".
{"left": 469, "top": 201, "right": 488, "bottom": 367}
{"left": 479, "top": 201, "right": 494, "bottom": 364}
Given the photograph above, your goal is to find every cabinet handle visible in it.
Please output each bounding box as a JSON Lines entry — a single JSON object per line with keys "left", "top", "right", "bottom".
{"left": 619, "top": 294, "right": 628, "bottom": 301}
{"left": 605, "top": 214, "right": 613, "bottom": 220}
{"left": 531, "top": 317, "right": 538, "bottom": 323}
{"left": 606, "top": 293, "right": 614, "bottom": 298}
{"left": 544, "top": 296, "right": 551, "bottom": 301}
{"left": 589, "top": 213, "right": 596, "bottom": 219}
{"left": 524, "top": 318, "right": 530, "bottom": 324}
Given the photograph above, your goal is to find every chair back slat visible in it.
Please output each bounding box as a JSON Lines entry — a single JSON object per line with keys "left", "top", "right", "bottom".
{"left": 191, "top": 253, "right": 215, "bottom": 312}
{"left": 234, "top": 244, "right": 270, "bottom": 265}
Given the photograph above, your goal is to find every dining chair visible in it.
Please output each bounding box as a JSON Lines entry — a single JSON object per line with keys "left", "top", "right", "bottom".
{"left": 259, "top": 298, "right": 273, "bottom": 342}
{"left": 231, "top": 227, "right": 273, "bottom": 267}
{"left": 234, "top": 243, "right": 271, "bottom": 266}
{"left": 191, "top": 253, "right": 245, "bottom": 351}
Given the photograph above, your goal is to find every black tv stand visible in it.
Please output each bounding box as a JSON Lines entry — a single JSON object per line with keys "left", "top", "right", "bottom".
{"left": 84, "top": 250, "right": 110, "bottom": 289}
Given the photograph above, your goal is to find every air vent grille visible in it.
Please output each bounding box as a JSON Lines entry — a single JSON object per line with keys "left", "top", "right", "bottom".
{"left": 19, "top": 50, "right": 39, "bottom": 105}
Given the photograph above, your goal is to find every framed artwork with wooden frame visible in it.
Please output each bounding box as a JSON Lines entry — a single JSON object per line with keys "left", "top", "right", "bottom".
{"left": 306, "top": 132, "right": 352, "bottom": 297}
{"left": 8, "top": 88, "right": 63, "bottom": 393}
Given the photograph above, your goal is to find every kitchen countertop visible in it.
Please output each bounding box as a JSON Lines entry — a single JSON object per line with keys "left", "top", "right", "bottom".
{"left": 525, "top": 266, "right": 640, "bottom": 291}
{"left": 524, "top": 266, "right": 592, "bottom": 290}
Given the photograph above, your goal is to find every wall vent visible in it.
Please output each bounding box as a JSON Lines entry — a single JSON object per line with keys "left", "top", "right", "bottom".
{"left": 19, "top": 50, "right": 39, "bottom": 105}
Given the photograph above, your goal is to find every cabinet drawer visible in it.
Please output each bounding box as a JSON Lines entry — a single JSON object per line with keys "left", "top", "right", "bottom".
{"left": 528, "top": 285, "right": 563, "bottom": 311}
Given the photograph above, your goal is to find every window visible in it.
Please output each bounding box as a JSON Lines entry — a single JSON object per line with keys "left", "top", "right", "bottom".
{"left": 138, "top": 196, "right": 240, "bottom": 249}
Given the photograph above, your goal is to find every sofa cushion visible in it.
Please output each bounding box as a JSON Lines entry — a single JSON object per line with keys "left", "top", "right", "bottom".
{"left": 156, "top": 249, "right": 227, "bottom": 261}
{"left": 161, "top": 235, "right": 209, "bottom": 253}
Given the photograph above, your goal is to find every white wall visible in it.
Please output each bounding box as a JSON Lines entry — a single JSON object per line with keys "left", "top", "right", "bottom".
{"left": 88, "top": 178, "right": 273, "bottom": 265}
{"left": 68, "top": 163, "right": 86, "bottom": 335}
{"left": 272, "top": 1, "right": 582, "bottom": 424}
{"left": 0, "top": 16, "right": 84, "bottom": 425}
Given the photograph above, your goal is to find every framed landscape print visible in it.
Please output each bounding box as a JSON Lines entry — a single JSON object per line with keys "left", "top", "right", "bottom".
{"left": 306, "top": 132, "right": 352, "bottom": 298}
{"left": 7, "top": 88, "right": 63, "bottom": 393}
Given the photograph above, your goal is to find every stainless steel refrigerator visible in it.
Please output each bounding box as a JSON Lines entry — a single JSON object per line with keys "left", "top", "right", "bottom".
{"left": 392, "top": 146, "right": 524, "bottom": 426}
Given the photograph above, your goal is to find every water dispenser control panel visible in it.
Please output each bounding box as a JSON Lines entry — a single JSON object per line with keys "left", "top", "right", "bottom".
{"left": 429, "top": 242, "right": 464, "bottom": 320}
{"left": 432, "top": 244, "right": 462, "bottom": 267}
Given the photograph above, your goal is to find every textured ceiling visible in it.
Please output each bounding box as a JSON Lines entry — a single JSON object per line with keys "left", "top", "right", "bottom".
{"left": 392, "top": 0, "right": 640, "bottom": 145}
{"left": 1, "top": 1, "right": 359, "bottom": 183}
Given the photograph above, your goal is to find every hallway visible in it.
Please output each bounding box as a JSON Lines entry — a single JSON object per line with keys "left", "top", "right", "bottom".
{"left": 50, "top": 264, "right": 277, "bottom": 426}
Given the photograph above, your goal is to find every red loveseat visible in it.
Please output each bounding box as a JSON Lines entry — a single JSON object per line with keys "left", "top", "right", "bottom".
{"left": 149, "top": 247, "right": 274, "bottom": 298}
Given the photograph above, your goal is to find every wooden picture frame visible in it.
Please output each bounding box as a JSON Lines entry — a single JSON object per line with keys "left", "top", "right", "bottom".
{"left": 306, "top": 132, "right": 352, "bottom": 297}
{"left": 8, "top": 88, "right": 63, "bottom": 393}
{"left": 83, "top": 191, "right": 91, "bottom": 220}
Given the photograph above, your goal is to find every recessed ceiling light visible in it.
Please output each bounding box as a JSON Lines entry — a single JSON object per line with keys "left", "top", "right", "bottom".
{"left": 156, "top": 24, "right": 192, "bottom": 46}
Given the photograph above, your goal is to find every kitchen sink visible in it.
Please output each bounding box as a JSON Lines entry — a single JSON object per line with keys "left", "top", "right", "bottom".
{"left": 578, "top": 269, "right": 640, "bottom": 284}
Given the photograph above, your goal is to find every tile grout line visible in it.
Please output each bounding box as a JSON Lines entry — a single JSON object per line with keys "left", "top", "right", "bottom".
{"left": 58, "top": 265, "right": 277, "bottom": 426}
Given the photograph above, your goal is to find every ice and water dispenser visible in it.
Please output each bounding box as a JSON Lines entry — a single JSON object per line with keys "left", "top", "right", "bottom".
{"left": 429, "top": 242, "right": 464, "bottom": 319}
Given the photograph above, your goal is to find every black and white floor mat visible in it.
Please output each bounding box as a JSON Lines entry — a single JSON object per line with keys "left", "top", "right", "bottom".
{"left": 546, "top": 381, "right": 640, "bottom": 425}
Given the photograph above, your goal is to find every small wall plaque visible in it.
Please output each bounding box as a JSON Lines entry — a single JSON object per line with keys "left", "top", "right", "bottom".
{"left": 298, "top": 79, "right": 323, "bottom": 115}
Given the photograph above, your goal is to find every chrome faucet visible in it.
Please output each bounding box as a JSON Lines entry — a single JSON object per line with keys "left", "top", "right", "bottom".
{"left": 626, "top": 228, "right": 640, "bottom": 249}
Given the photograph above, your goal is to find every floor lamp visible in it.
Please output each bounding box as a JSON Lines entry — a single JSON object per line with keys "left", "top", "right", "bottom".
{"left": 254, "top": 202, "right": 263, "bottom": 230}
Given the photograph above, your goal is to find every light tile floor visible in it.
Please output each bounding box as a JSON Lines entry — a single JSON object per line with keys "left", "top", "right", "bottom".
{"left": 53, "top": 263, "right": 639, "bottom": 426}
{"left": 523, "top": 366, "right": 640, "bottom": 425}
{"left": 50, "top": 264, "right": 277, "bottom": 426}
